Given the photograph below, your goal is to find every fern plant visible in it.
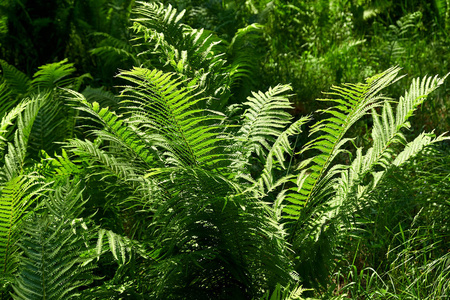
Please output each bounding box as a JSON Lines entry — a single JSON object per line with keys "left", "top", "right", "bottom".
{"left": 64, "top": 65, "right": 298, "bottom": 298}
{"left": 282, "top": 67, "right": 449, "bottom": 289}
{"left": 62, "top": 60, "right": 449, "bottom": 297}
{"left": 0, "top": 59, "right": 90, "bottom": 297}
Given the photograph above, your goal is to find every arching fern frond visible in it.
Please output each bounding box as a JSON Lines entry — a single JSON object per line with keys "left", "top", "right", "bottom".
{"left": 233, "top": 84, "right": 293, "bottom": 173}
{"left": 66, "top": 89, "right": 157, "bottom": 169}
{"left": 37, "top": 149, "right": 83, "bottom": 185}
{"left": 31, "top": 59, "right": 77, "bottom": 90}
{"left": 331, "top": 72, "right": 449, "bottom": 218}
{"left": 95, "top": 229, "right": 152, "bottom": 266}
{"left": 284, "top": 67, "right": 403, "bottom": 224}
{"left": 118, "top": 67, "right": 225, "bottom": 168}
{"left": 255, "top": 116, "right": 311, "bottom": 195}
{"left": 67, "top": 138, "right": 142, "bottom": 183}
{"left": 369, "top": 73, "right": 448, "bottom": 169}
{"left": 0, "top": 101, "right": 28, "bottom": 154}
{"left": 0, "top": 96, "right": 45, "bottom": 180}
{"left": 131, "top": 1, "right": 185, "bottom": 52}
{"left": 227, "top": 24, "right": 265, "bottom": 93}
{"left": 27, "top": 93, "right": 70, "bottom": 157}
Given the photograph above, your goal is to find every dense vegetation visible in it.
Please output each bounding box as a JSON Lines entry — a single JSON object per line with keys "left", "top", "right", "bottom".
{"left": 0, "top": 0, "right": 449, "bottom": 299}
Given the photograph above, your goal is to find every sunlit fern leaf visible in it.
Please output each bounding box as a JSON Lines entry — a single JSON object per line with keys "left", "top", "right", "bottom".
{"left": 392, "top": 132, "right": 449, "bottom": 167}
{"left": 95, "top": 229, "right": 152, "bottom": 266}
{"left": 0, "top": 101, "right": 28, "bottom": 154}
{"left": 177, "top": 28, "right": 228, "bottom": 104}
{"left": 118, "top": 67, "right": 225, "bottom": 168}
{"left": 321, "top": 72, "right": 449, "bottom": 230}
{"left": 284, "top": 67, "right": 403, "bottom": 226}
{"left": 370, "top": 74, "right": 449, "bottom": 167}
{"left": 0, "top": 60, "right": 30, "bottom": 97}
{"left": 131, "top": 2, "right": 185, "bottom": 51}
{"left": 38, "top": 149, "right": 83, "bottom": 184}
{"left": 0, "top": 97, "right": 46, "bottom": 181}
{"left": 66, "top": 89, "right": 157, "bottom": 168}
{"left": 334, "top": 73, "right": 449, "bottom": 212}
{"left": 0, "top": 175, "right": 43, "bottom": 281}
{"left": 255, "top": 116, "right": 311, "bottom": 195}
{"left": 31, "top": 59, "right": 76, "bottom": 90}
{"left": 0, "top": 59, "right": 88, "bottom": 158}
{"left": 0, "top": 60, "right": 85, "bottom": 157}
{"left": 232, "top": 84, "right": 293, "bottom": 173}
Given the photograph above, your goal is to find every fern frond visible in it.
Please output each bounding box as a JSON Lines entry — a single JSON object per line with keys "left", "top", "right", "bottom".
{"left": 118, "top": 67, "right": 225, "bottom": 168}
{"left": 67, "top": 138, "right": 141, "bottom": 182}
{"left": 0, "top": 101, "right": 28, "bottom": 154}
{"left": 67, "top": 89, "right": 157, "bottom": 168}
{"left": 27, "top": 93, "right": 69, "bottom": 156}
{"left": 38, "top": 149, "right": 82, "bottom": 184}
{"left": 12, "top": 215, "right": 94, "bottom": 300}
{"left": 368, "top": 73, "right": 449, "bottom": 169}
{"left": 10, "top": 182, "right": 96, "bottom": 300}
{"left": 0, "top": 60, "right": 30, "bottom": 97}
{"left": 131, "top": 1, "right": 231, "bottom": 109}
{"left": 234, "top": 84, "right": 293, "bottom": 170}
{"left": 0, "top": 97, "right": 52, "bottom": 286}
{"left": 31, "top": 59, "right": 76, "bottom": 90}
{"left": 95, "top": 229, "right": 152, "bottom": 266}
{"left": 332, "top": 73, "right": 449, "bottom": 214}
{"left": 255, "top": 116, "right": 311, "bottom": 195}
{"left": 393, "top": 132, "right": 449, "bottom": 167}
{"left": 131, "top": 2, "right": 185, "bottom": 52}
{"left": 284, "top": 67, "right": 403, "bottom": 222}
{"left": 0, "top": 175, "right": 43, "bottom": 280}
{"left": 0, "top": 96, "right": 47, "bottom": 182}
{"left": 228, "top": 24, "right": 264, "bottom": 88}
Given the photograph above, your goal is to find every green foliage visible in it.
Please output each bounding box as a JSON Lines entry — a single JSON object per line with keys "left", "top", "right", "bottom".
{"left": 0, "top": 1, "right": 448, "bottom": 299}
{"left": 0, "top": 96, "right": 48, "bottom": 295}
{"left": 65, "top": 65, "right": 298, "bottom": 298}
{"left": 11, "top": 184, "right": 95, "bottom": 300}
